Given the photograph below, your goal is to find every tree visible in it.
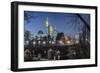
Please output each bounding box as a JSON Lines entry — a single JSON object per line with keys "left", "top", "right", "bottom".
{"left": 75, "top": 14, "right": 90, "bottom": 58}
{"left": 76, "top": 14, "right": 90, "bottom": 44}
{"left": 24, "top": 30, "right": 31, "bottom": 41}
{"left": 76, "top": 14, "right": 90, "bottom": 31}
{"left": 38, "top": 30, "right": 44, "bottom": 35}
{"left": 24, "top": 11, "right": 37, "bottom": 24}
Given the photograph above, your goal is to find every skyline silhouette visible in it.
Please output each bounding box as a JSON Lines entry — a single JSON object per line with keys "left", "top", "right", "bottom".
{"left": 24, "top": 11, "right": 90, "bottom": 37}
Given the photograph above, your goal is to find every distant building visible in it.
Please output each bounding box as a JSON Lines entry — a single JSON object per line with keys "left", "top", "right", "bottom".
{"left": 74, "top": 33, "right": 81, "bottom": 44}
{"left": 45, "top": 17, "right": 57, "bottom": 39}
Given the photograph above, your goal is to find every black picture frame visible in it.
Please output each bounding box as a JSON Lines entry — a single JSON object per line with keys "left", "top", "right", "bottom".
{"left": 11, "top": 1, "right": 98, "bottom": 72}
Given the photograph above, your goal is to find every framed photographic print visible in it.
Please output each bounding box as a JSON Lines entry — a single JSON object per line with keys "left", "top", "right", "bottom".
{"left": 11, "top": 1, "right": 97, "bottom": 71}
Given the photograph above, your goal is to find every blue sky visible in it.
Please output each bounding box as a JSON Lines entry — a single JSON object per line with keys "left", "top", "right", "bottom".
{"left": 24, "top": 11, "right": 90, "bottom": 37}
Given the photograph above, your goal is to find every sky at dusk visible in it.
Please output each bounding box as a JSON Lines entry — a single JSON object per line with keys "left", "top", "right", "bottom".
{"left": 24, "top": 11, "right": 90, "bottom": 37}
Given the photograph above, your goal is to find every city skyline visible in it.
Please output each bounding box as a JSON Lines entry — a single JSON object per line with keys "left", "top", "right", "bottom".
{"left": 24, "top": 11, "right": 90, "bottom": 38}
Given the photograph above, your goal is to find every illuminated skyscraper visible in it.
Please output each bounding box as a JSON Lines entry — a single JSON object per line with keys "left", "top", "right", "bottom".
{"left": 45, "top": 17, "right": 58, "bottom": 40}
{"left": 45, "top": 17, "right": 49, "bottom": 34}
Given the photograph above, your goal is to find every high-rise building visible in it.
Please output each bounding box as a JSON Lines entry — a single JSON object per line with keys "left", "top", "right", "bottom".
{"left": 45, "top": 17, "right": 49, "bottom": 34}
{"left": 45, "top": 17, "right": 58, "bottom": 41}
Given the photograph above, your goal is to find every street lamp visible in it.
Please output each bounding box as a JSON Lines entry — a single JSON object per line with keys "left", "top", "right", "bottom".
{"left": 43, "top": 41, "right": 46, "bottom": 45}
{"left": 33, "top": 41, "right": 36, "bottom": 46}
